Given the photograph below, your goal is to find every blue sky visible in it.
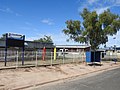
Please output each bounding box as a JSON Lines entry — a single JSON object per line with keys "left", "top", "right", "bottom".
{"left": 0, "top": 0, "right": 120, "bottom": 47}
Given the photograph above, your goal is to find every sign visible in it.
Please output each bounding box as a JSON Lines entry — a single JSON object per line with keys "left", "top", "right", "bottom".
{"left": 6, "top": 33, "right": 25, "bottom": 47}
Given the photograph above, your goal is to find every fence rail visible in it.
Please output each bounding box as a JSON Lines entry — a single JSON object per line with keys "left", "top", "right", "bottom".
{"left": 0, "top": 51, "right": 86, "bottom": 68}
{"left": 0, "top": 50, "right": 119, "bottom": 68}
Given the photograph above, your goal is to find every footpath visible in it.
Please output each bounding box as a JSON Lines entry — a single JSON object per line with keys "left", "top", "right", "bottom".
{"left": 0, "top": 62, "right": 120, "bottom": 90}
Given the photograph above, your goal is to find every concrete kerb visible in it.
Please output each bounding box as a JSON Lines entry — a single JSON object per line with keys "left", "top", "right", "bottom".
{"left": 0, "top": 64, "right": 60, "bottom": 70}
{"left": 12, "top": 64, "right": 120, "bottom": 90}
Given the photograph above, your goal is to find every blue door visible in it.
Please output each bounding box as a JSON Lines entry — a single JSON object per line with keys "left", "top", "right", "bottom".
{"left": 86, "top": 51, "right": 91, "bottom": 62}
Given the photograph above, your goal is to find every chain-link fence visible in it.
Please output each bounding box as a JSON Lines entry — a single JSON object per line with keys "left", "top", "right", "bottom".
{"left": 0, "top": 51, "right": 86, "bottom": 68}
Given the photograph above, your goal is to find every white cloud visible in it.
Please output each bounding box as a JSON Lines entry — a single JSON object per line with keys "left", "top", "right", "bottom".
{"left": 15, "top": 13, "right": 22, "bottom": 16}
{"left": 41, "top": 19, "right": 54, "bottom": 25}
{"left": 116, "top": 0, "right": 120, "bottom": 4}
{"left": 95, "top": 0, "right": 120, "bottom": 14}
{"left": 111, "top": 0, "right": 120, "bottom": 5}
{"left": 95, "top": 6, "right": 110, "bottom": 14}
{"left": 78, "top": 0, "right": 120, "bottom": 14}
{"left": 26, "top": 31, "right": 120, "bottom": 46}
{"left": 0, "top": 8, "right": 13, "bottom": 13}
{"left": 96, "top": 0, "right": 120, "bottom": 14}
{"left": 26, "top": 32, "right": 81, "bottom": 45}
{"left": 25, "top": 22, "right": 32, "bottom": 26}
{"left": 20, "top": 26, "right": 39, "bottom": 32}
{"left": 26, "top": 36, "right": 39, "bottom": 41}
{"left": 113, "top": 0, "right": 120, "bottom": 6}
{"left": 106, "top": 31, "right": 120, "bottom": 47}
{"left": 78, "top": 0, "right": 99, "bottom": 12}
{"left": 88, "top": 0, "right": 98, "bottom": 5}
{"left": 0, "top": 7, "right": 22, "bottom": 16}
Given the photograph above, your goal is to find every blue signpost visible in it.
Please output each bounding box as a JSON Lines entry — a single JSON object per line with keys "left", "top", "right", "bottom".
{"left": 5, "top": 33, "right": 25, "bottom": 66}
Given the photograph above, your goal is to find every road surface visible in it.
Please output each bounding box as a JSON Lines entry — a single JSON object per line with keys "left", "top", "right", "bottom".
{"left": 32, "top": 67, "right": 120, "bottom": 90}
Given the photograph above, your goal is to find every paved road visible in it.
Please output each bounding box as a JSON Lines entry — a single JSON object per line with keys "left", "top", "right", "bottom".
{"left": 33, "top": 68, "right": 120, "bottom": 90}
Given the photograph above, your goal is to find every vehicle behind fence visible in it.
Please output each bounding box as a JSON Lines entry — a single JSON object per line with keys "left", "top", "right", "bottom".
{"left": 0, "top": 51, "right": 86, "bottom": 68}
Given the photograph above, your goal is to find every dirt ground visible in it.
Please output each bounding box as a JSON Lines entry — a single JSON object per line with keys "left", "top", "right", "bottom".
{"left": 0, "top": 62, "right": 120, "bottom": 90}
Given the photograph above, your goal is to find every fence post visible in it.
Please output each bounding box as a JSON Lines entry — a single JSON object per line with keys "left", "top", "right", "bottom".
{"left": 16, "top": 51, "right": 18, "bottom": 68}
{"left": 35, "top": 51, "right": 38, "bottom": 67}
{"left": 82, "top": 52, "right": 85, "bottom": 63}
{"left": 51, "top": 52, "right": 53, "bottom": 66}
{"left": 100, "top": 52, "right": 103, "bottom": 64}
{"left": 72, "top": 53, "right": 74, "bottom": 63}
{"left": 63, "top": 52, "right": 65, "bottom": 64}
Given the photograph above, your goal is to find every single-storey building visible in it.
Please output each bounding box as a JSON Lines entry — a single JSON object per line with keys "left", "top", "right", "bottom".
{"left": 55, "top": 45, "right": 90, "bottom": 52}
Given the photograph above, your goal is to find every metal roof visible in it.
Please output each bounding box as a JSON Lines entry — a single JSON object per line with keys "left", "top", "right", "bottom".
{"left": 55, "top": 45, "right": 90, "bottom": 49}
{"left": 0, "top": 40, "right": 54, "bottom": 49}
{"left": 25, "top": 41, "right": 54, "bottom": 49}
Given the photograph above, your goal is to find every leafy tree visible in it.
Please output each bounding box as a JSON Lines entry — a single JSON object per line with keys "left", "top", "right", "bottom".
{"left": 34, "top": 35, "right": 53, "bottom": 43}
{"left": 63, "top": 8, "right": 120, "bottom": 50}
